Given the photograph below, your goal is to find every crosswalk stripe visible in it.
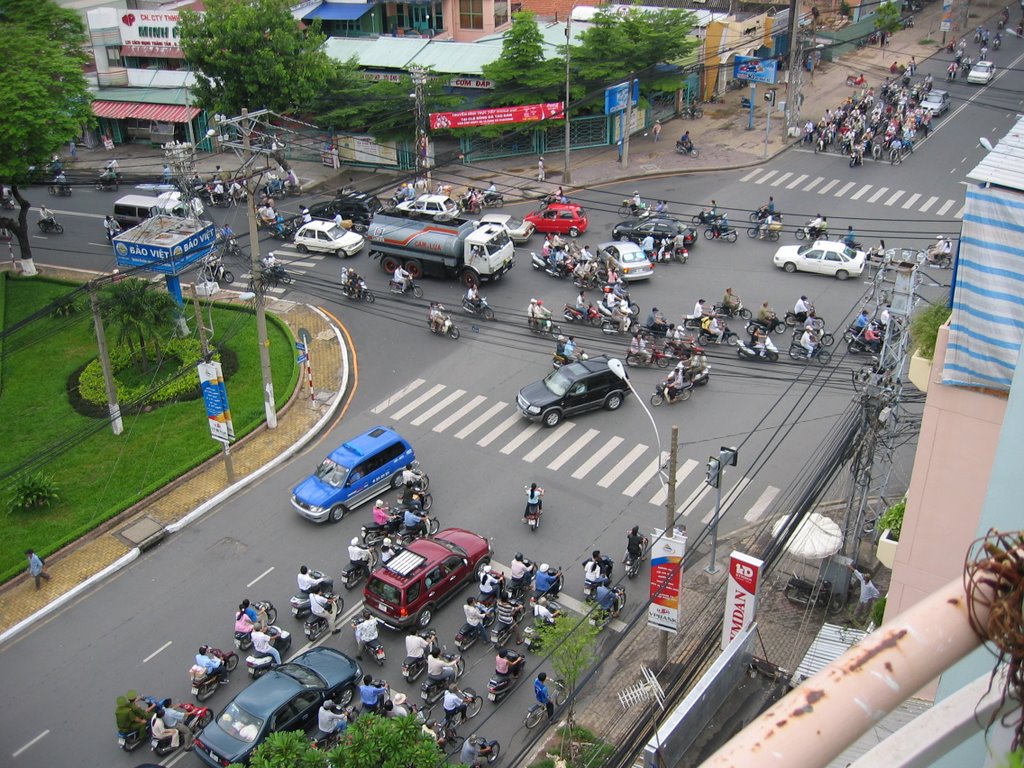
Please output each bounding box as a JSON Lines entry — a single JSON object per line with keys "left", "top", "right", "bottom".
{"left": 391, "top": 384, "right": 446, "bottom": 420}
{"left": 818, "top": 179, "right": 840, "bottom": 195}
{"left": 523, "top": 422, "right": 576, "bottom": 463}
{"left": 885, "top": 190, "right": 905, "bottom": 206}
{"left": 919, "top": 195, "right": 939, "bottom": 213}
{"left": 598, "top": 444, "right": 648, "bottom": 489}
{"left": 850, "top": 184, "right": 872, "bottom": 201}
{"left": 936, "top": 199, "right": 956, "bottom": 217}
{"left": 834, "top": 181, "right": 856, "bottom": 197}
{"left": 954, "top": 205, "right": 965, "bottom": 219}
{"left": 740, "top": 169, "right": 762, "bottom": 182}
{"left": 755, "top": 170, "right": 778, "bottom": 185}
{"left": 477, "top": 412, "right": 522, "bottom": 447}
{"left": 867, "top": 187, "right": 890, "bottom": 203}
{"left": 283, "top": 260, "right": 318, "bottom": 268}
{"left": 678, "top": 481, "right": 712, "bottom": 516}
{"left": 786, "top": 173, "right": 808, "bottom": 189}
{"left": 500, "top": 423, "right": 543, "bottom": 455}
{"left": 622, "top": 452, "right": 669, "bottom": 498}
{"left": 771, "top": 172, "right": 793, "bottom": 187}
{"left": 410, "top": 389, "right": 465, "bottom": 426}
{"left": 803, "top": 176, "right": 824, "bottom": 192}
{"left": 649, "top": 459, "right": 698, "bottom": 506}
{"left": 902, "top": 193, "right": 922, "bottom": 210}
{"left": 372, "top": 379, "right": 425, "bottom": 414}
{"left": 744, "top": 485, "right": 780, "bottom": 522}
{"left": 433, "top": 395, "right": 487, "bottom": 434}
{"left": 571, "top": 435, "right": 623, "bottom": 479}
{"left": 266, "top": 286, "right": 287, "bottom": 294}
{"left": 547, "top": 428, "right": 600, "bottom": 471}
{"left": 701, "top": 477, "right": 751, "bottom": 524}
{"left": 455, "top": 402, "right": 507, "bottom": 440}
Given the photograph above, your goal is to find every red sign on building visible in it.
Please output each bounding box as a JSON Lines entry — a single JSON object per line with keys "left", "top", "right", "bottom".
{"left": 429, "top": 102, "right": 565, "bottom": 130}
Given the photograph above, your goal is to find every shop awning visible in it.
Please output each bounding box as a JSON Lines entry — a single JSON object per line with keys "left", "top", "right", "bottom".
{"left": 304, "top": 3, "right": 373, "bottom": 21}
{"left": 92, "top": 100, "right": 200, "bottom": 123}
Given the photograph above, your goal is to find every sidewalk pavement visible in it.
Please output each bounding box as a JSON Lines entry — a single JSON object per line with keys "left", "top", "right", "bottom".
{"left": 0, "top": 282, "right": 349, "bottom": 640}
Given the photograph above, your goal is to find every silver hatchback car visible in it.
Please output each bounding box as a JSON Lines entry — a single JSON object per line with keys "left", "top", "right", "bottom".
{"left": 598, "top": 241, "right": 654, "bottom": 281}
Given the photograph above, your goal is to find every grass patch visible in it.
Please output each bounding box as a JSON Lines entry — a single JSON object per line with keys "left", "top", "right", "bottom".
{"left": 0, "top": 276, "right": 297, "bottom": 583}
{"left": 529, "top": 726, "right": 615, "bottom": 768}
{"left": 919, "top": 38, "right": 935, "bottom": 45}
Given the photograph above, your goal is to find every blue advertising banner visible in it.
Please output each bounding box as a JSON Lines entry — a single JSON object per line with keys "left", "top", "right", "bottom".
{"left": 112, "top": 220, "right": 217, "bottom": 275}
{"left": 734, "top": 56, "right": 778, "bottom": 84}
{"left": 604, "top": 80, "right": 640, "bottom": 115}
{"left": 198, "top": 360, "right": 235, "bottom": 442}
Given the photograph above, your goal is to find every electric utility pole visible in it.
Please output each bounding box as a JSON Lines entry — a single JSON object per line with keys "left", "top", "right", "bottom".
{"left": 784, "top": 0, "right": 803, "bottom": 132}
{"left": 411, "top": 67, "right": 431, "bottom": 187}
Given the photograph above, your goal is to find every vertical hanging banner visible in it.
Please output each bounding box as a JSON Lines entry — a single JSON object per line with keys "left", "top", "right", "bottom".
{"left": 198, "top": 361, "right": 234, "bottom": 443}
{"left": 721, "top": 551, "right": 763, "bottom": 650}
{"left": 648, "top": 530, "right": 687, "bottom": 633}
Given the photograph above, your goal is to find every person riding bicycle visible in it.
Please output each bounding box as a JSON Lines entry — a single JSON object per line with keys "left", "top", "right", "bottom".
{"left": 442, "top": 684, "right": 468, "bottom": 724}
{"left": 534, "top": 673, "right": 555, "bottom": 721}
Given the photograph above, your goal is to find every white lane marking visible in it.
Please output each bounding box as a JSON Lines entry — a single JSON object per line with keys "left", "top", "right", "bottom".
{"left": 740, "top": 169, "right": 763, "bottom": 182}
{"left": 411, "top": 388, "right": 465, "bottom": 426}
{"left": 678, "top": 481, "right": 712, "bottom": 516}
{"left": 571, "top": 435, "right": 623, "bottom": 479}
{"left": 771, "top": 172, "right": 793, "bottom": 187}
{"left": 390, "top": 383, "right": 446, "bottom": 420}
{"left": 850, "top": 184, "right": 872, "bottom": 200}
{"left": 867, "top": 187, "right": 890, "bottom": 203}
{"left": 597, "top": 444, "right": 648, "bottom": 488}
{"left": 12, "top": 730, "right": 50, "bottom": 758}
{"left": 372, "top": 379, "right": 425, "bottom": 414}
{"left": 817, "top": 179, "right": 840, "bottom": 195}
{"left": 247, "top": 566, "right": 274, "bottom": 588}
{"left": 143, "top": 640, "right": 173, "bottom": 664}
{"left": 455, "top": 402, "right": 506, "bottom": 440}
{"left": 649, "top": 459, "right": 699, "bottom": 506}
{"left": 477, "top": 412, "right": 521, "bottom": 447}
{"left": 701, "top": 477, "right": 752, "bottom": 524}
{"left": 803, "top": 176, "right": 824, "bottom": 192}
{"left": 885, "top": 190, "right": 905, "bottom": 206}
{"left": 919, "top": 195, "right": 939, "bottom": 213}
{"left": 622, "top": 452, "right": 669, "bottom": 497}
{"left": 89, "top": 242, "right": 109, "bottom": 247}
{"left": 547, "top": 428, "right": 599, "bottom": 471}
{"left": 785, "top": 173, "right": 808, "bottom": 189}
{"left": 744, "top": 485, "right": 781, "bottom": 522}
{"left": 523, "top": 422, "right": 575, "bottom": 463}
{"left": 283, "top": 260, "right": 318, "bottom": 268}
{"left": 902, "top": 193, "right": 922, "bottom": 209}
{"left": 936, "top": 199, "right": 957, "bottom": 217}
{"left": 954, "top": 205, "right": 965, "bottom": 219}
{"left": 500, "top": 423, "right": 542, "bottom": 455}
{"left": 754, "top": 170, "right": 778, "bottom": 184}
{"left": 834, "top": 181, "right": 856, "bottom": 197}
{"left": 34, "top": 206, "right": 104, "bottom": 219}
{"left": 434, "top": 394, "right": 487, "bottom": 433}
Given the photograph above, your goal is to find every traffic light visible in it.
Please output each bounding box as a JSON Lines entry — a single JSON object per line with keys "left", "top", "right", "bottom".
{"left": 764, "top": 89, "right": 776, "bottom": 105}
{"left": 706, "top": 456, "right": 721, "bottom": 488}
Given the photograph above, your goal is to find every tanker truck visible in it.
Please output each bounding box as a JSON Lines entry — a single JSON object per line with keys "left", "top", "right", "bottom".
{"left": 366, "top": 214, "right": 515, "bottom": 287}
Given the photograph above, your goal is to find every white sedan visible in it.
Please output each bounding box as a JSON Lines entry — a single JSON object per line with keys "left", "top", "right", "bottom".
{"left": 967, "top": 61, "right": 994, "bottom": 85}
{"left": 773, "top": 241, "right": 865, "bottom": 280}
{"left": 479, "top": 213, "right": 535, "bottom": 244}
{"left": 293, "top": 221, "right": 365, "bottom": 257}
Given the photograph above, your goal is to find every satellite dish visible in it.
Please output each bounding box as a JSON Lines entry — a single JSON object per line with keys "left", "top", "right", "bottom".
{"left": 980, "top": 137, "right": 994, "bottom": 151}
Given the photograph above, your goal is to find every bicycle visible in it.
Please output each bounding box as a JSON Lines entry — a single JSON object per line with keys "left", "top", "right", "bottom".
{"left": 524, "top": 679, "right": 567, "bottom": 729}
{"left": 889, "top": 147, "right": 903, "bottom": 166}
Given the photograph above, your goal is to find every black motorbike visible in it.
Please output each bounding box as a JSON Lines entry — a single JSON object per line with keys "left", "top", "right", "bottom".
{"left": 341, "top": 551, "right": 378, "bottom": 590}
{"left": 703, "top": 223, "right": 738, "bottom": 243}
{"left": 303, "top": 594, "right": 344, "bottom": 642}
{"left": 783, "top": 575, "right": 846, "bottom": 615}
{"left": 746, "top": 316, "right": 787, "bottom": 335}
{"left": 691, "top": 209, "right": 718, "bottom": 226}
{"left": 38, "top": 217, "right": 64, "bottom": 234}
{"left": 289, "top": 573, "right": 334, "bottom": 620}
{"left": 482, "top": 191, "right": 504, "bottom": 208}
{"left": 462, "top": 295, "right": 495, "bottom": 320}
{"left": 487, "top": 651, "right": 526, "bottom": 703}
{"left": 650, "top": 379, "right": 692, "bottom": 406}
{"left": 259, "top": 264, "right": 293, "bottom": 287}
{"left": 94, "top": 174, "right": 120, "bottom": 192}
{"left": 401, "top": 631, "right": 438, "bottom": 682}
{"left": 341, "top": 280, "right": 375, "bottom": 303}
{"left": 48, "top": 184, "right": 72, "bottom": 197}
{"left": 420, "top": 650, "right": 466, "bottom": 703}
{"left": 454, "top": 607, "right": 495, "bottom": 652}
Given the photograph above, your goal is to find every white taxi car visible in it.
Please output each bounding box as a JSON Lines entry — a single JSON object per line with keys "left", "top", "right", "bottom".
{"left": 293, "top": 220, "right": 365, "bottom": 258}
{"left": 772, "top": 240, "right": 865, "bottom": 280}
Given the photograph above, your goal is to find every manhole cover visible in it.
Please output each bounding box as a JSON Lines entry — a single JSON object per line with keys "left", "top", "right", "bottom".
{"left": 640, "top": 164, "right": 661, "bottom": 173}
{"left": 119, "top": 516, "right": 164, "bottom": 546}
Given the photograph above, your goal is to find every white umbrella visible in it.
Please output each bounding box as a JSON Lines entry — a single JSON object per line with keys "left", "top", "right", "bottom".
{"left": 771, "top": 513, "right": 844, "bottom": 561}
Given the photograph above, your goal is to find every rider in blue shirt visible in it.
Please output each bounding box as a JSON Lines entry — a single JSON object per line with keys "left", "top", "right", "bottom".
{"left": 358, "top": 675, "right": 387, "bottom": 713}
{"left": 534, "top": 673, "right": 554, "bottom": 720}
{"left": 535, "top": 565, "right": 561, "bottom": 597}
{"left": 843, "top": 227, "right": 857, "bottom": 247}
{"left": 404, "top": 505, "right": 426, "bottom": 534}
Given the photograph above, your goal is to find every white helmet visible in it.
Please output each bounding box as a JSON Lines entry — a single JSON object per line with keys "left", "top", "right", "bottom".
{"left": 483, "top": 564, "right": 492, "bottom": 573}
{"left": 376, "top": 499, "right": 384, "bottom": 506}
{"left": 540, "top": 563, "right": 550, "bottom": 573}
{"left": 383, "top": 537, "right": 392, "bottom": 547}
{"left": 351, "top": 537, "right": 359, "bottom": 546}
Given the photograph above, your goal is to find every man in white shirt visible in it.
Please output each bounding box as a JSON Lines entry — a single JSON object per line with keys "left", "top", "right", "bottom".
{"left": 463, "top": 597, "right": 488, "bottom": 644}
{"left": 405, "top": 630, "right": 433, "bottom": 660}
{"left": 793, "top": 296, "right": 811, "bottom": 322}
{"left": 849, "top": 566, "right": 881, "bottom": 622}
{"left": 251, "top": 626, "right": 281, "bottom": 665}
{"left": 348, "top": 538, "right": 372, "bottom": 571}
{"left": 309, "top": 588, "right": 341, "bottom": 634}
{"left": 533, "top": 597, "right": 559, "bottom": 624}
{"left": 394, "top": 264, "right": 412, "bottom": 291}
{"left": 353, "top": 611, "right": 380, "bottom": 659}
{"left": 297, "top": 565, "right": 327, "bottom": 593}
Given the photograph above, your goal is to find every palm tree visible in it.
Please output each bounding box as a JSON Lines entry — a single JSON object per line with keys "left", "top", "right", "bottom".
{"left": 99, "top": 279, "right": 176, "bottom": 371}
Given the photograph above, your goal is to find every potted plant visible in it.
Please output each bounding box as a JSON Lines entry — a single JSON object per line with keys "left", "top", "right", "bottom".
{"left": 876, "top": 499, "right": 905, "bottom": 569}
{"left": 908, "top": 302, "right": 951, "bottom": 392}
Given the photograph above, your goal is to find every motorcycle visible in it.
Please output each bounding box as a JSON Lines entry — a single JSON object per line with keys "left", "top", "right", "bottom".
{"left": 490, "top": 605, "right": 524, "bottom": 646}
{"left": 508, "top": 563, "right": 537, "bottom": 602}
{"left": 618, "top": 200, "right": 651, "bottom": 218}
{"left": 531, "top": 250, "right": 574, "bottom": 278}
{"left": 650, "top": 379, "right": 693, "bottom": 406}
{"left": 624, "top": 536, "right": 649, "bottom": 578}
{"left": 361, "top": 514, "right": 402, "bottom": 548}
{"left": 713, "top": 302, "right": 752, "bottom": 320}
{"left": 794, "top": 225, "right": 828, "bottom": 241}
{"left": 0, "top": 194, "right": 15, "bottom": 210}
{"left": 290, "top": 572, "right": 334, "bottom": 620}
{"left": 747, "top": 221, "right": 784, "bottom": 241}
{"left": 459, "top": 192, "right": 482, "bottom": 214}
{"left": 148, "top": 702, "right": 212, "bottom": 755}
{"left": 925, "top": 241, "right": 953, "bottom": 268}
{"left": 788, "top": 341, "right": 833, "bottom": 365}
{"left": 698, "top": 324, "right": 739, "bottom": 347}
{"left": 737, "top": 338, "right": 779, "bottom": 362}
{"left": 563, "top": 302, "right": 602, "bottom": 326}
{"left": 686, "top": 358, "right": 711, "bottom": 387}
{"left": 48, "top": 184, "right": 72, "bottom": 197}
{"left": 260, "top": 264, "right": 294, "bottom": 287}
{"left": 625, "top": 345, "right": 671, "bottom": 369}
{"left": 849, "top": 150, "right": 864, "bottom": 168}
{"left": 303, "top": 594, "right": 344, "bottom": 642}
{"left": 783, "top": 574, "right": 846, "bottom": 615}
{"left": 341, "top": 551, "right": 379, "bottom": 590}
{"left": 552, "top": 349, "right": 587, "bottom": 370}
{"left": 199, "top": 254, "right": 235, "bottom": 285}
{"left": 352, "top": 617, "right": 387, "bottom": 666}
{"left": 487, "top": 651, "right": 526, "bottom": 703}
{"left": 527, "top": 315, "right": 561, "bottom": 339}
{"left": 427, "top": 314, "right": 461, "bottom": 340}
{"left": 462, "top": 295, "right": 495, "bottom": 320}
{"left": 189, "top": 648, "right": 238, "bottom": 702}
{"left": 846, "top": 74, "right": 868, "bottom": 87}
{"left": 388, "top": 279, "right": 424, "bottom": 298}
{"left": 233, "top": 600, "right": 279, "bottom": 650}
{"left": 589, "top": 586, "right": 626, "bottom": 630}
{"left": 244, "top": 626, "right": 292, "bottom": 678}
{"left": 533, "top": 567, "right": 564, "bottom": 601}
{"left": 402, "top": 630, "right": 438, "bottom": 682}
{"left": 395, "top": 512, "right": 440, "bottom": 545}
{"left": 454, "top": 606, "right": 495, "bottom": 652}
{"left": 691, "top": 208, "right": 718, "bottom": 226}
{"left": 675, "top": 141, "right": 699, "bottom": 157}
{"left": 746, "top": 316, "right": 787, "bottom": 336}
{"left": 703, "top": 223, "right": 738, "bottom": 243}
{"left": 420, "top": 651, "right": 467, "bottom": 703}
{"left": 582, "top": 555, "right": 614, "bottom": 600}
{"left": 261, "top": 174, "right": 301, "bottom": 199}
{"left": 38, "top": 217, "right": 64, "bottom": 234}
{"left": 94, "top": 175, "right": 120, "bottom": 192}
{"left": 847, "top": 328, "right": 882, "bottom": 355}
{"left": 341, "top": 279, "right": 375, "bottom": 303}
{"left": 482, "top": 190, "right": 504, "bottom": 208}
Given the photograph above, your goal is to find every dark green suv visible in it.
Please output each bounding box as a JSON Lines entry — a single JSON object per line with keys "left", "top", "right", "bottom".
{"left": 516, "top": 355, "right": 629, "bottom": 427}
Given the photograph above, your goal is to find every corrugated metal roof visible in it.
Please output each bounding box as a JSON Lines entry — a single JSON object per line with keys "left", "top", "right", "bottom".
{"left": 92, "top": 100, "right": 200, "bottom": 122}
{"left": 406, "top": 40, "right": 503, "bottom": 74}
{"left": 324, "top": 36, "right": 431, "bottom": 68}
{"left": 90, "top": 87, "right": 193, "bottom": 106}
{"left": 827, "top": 697, "right": 934, "bottom": 767}
{"left": 966, "top": 114, "right": 1024, "bottom": 192}
{"left": 792, "top": 622, "right": 869, "bottom": 685}
{"left": 304, "top": 2, "right": 373, "bottom": 21}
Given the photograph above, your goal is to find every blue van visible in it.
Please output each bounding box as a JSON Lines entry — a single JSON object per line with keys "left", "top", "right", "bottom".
{"left": 290, "top": 426, "right": 414, "bottom": 523}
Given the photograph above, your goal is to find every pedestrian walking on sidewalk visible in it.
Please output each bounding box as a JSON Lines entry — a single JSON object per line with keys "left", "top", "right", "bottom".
{"left": 652, "top": 120, "right": 662, "bottom": 142}
{"left": 537, "top": 157, "right": 545, "bottom": 182}
{"left": 26, "top": 549, "right": 50, "bottom": 590}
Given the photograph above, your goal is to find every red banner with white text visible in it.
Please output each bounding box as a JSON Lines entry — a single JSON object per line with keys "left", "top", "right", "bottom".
{"left": 429, "top": 102, "right": 565, "bottom": 130}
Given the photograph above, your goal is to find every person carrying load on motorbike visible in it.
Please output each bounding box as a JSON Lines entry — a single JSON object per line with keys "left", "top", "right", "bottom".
{"left": 429, "top": 302, "right": 446, "bottom": 334}
{"left": 533, "top": 299, "right": 553, "bottom": 331}
{"left": 195, "top": 646, "right": 229, "bottom": 683}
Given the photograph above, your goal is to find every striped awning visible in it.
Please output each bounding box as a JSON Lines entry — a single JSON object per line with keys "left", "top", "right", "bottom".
{"left": 92, "top": 100, "right": 200, "bottom": 123}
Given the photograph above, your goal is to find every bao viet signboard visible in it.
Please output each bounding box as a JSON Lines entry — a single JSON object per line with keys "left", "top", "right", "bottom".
{"left": 733, "top": 56, "right": 778, "bottom": 84}
{"left": 112, "top": 218, "right": 216, "bottom": 275}
{"left": 429, "top": 102, "right": 564, "bottom": 130}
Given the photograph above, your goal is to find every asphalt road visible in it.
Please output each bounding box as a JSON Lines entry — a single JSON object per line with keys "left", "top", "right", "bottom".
{"left": 3, "top": 47, "right": 1017, "bottom": 765}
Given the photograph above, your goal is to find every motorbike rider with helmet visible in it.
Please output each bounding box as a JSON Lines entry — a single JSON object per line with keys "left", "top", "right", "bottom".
{"left": 663, "top": 363, "right": 688, "bottom": 402}
{"left": 535, "top": 564, "right": 562, "bottom": 597}
{"left": 380, "top": 538, "right": 399, "bottom": 564}
{"left": 793, "top": 296, "right": 811, "bottom": 324}
{"left": 348, "top": 537, "right": 372, "bottom": 573}
{"left": 478, "top": 564, "right": 504, "bottom": 602}
{"left": 623, "top": 525, "right": 645, "bottom": 564}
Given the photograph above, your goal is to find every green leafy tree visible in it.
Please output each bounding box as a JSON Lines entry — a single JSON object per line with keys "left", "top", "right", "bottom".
{"left": 535, "top": 614, "right": 601, "bottom": 735}
{"left": 178, "top": 0, "right": 337, "bottom": 115}
{"left": 245, "top": 730, "right": 326, "bottom": 768}
{"left": 99, "top": 279, "right": 177, "bottom": 372}
{"left": 874, "top": 1, "right": 903, "bottom": 58}
{"left": 0, "top": 0, "right": 93, "bottom": 275}
{"left": 482, "top": 12, "right": 564, "bottom": 106}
